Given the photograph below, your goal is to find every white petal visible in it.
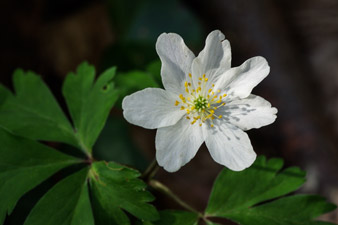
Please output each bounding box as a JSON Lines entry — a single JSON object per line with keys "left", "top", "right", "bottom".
{"left": 191, "top": 30, "right": 231, "bottom": 87}
{"left": 219, "top": 94, "right": 277, "bottom": 130}
{"left": 122, "top": 88, "right": 185, "bottom": 129}
{"left": 156, "top": 33, "right": 195, "bottom": 94}
{"left": 204, "top": 122, "right": 256, "bottom": 171}
{"left": 214, "top": 56, "right": 270, "bottom": 100}
{"left": 155, "top": 117, "right": 204, "bottom": 172}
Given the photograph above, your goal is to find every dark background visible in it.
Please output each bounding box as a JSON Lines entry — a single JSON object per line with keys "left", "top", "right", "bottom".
{"left": 1, "top": 0, "right": 338, "bottom": 224}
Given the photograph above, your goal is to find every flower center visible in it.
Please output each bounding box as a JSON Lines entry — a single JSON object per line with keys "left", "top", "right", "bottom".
{"left": 175, "top": 73, "right": 226, "bottom": 127}
{"left": 194, "top": 96, "right": 208, "bottom": 111}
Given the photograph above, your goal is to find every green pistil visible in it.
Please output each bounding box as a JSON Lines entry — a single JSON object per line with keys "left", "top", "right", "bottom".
{"left": 194, "top": 96, "right": 208, "bottom": 110}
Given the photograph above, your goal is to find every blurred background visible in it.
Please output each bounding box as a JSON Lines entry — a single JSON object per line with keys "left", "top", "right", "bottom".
{"left": 1, "top": 0, "right": 338, "bottom": 224}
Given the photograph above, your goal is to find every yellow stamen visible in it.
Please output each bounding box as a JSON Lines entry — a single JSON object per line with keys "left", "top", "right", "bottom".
{"left": 177, "top": 74, "right": 228, "bottom": 127}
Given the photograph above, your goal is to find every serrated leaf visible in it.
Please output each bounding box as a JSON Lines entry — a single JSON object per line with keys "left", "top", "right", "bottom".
{"left": 24, "top": 167, "right": 93, "bottom": 225}
{"left": 0, "top": 69, "right": 77, "bottom": 146}
{"left": 62, "top": 62, "right": 119, "bottom": 152}
{"left": 89, "top": 161, "right": 159, "bottom": 224}
{"left": 206, "top": 156, "right": 306, "bottom": 216}
{"left": 225, "top": 195, "right": 336, "bottom": 225}
{"left": 205, "top": 156, "right": 336, "bottom": 225}
{"left": 153, "top": 210, "right": 199, "bottom": 225}
{"left": 0, "top": 127, "right": 79, "bottom": 224}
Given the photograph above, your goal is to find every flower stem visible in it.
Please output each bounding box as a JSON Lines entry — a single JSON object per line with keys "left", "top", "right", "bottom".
{"left": 141, "top": 159, "right": 159, "bottom": 180}
{"left": 149, "top": 179, "right": 202, "bottom": 216}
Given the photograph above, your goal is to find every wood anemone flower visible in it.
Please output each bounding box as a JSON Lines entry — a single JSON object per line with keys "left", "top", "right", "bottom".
{"left": 122, "top": 30, "right": 277, "bottom": 172}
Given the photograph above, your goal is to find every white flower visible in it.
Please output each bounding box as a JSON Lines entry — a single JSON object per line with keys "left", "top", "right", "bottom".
{"left": 122, "top": 30, "right": 277, "bottom": 172}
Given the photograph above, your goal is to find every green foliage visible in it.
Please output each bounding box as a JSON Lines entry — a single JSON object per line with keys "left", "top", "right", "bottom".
{"left": 115, "top": 70, "right": 159, "bottom": 100}
{"left": 112, "top": 60, "right": 162, "bottom": 106}
{"left": 225, "top": 195, "right": 336, "bottom": 225}
{"left": 0, "top": 127, "right": 79, "bottom": 224}
{"left": 90, "top": 162, "right": 158, "bottom": 225}
{"left": 0, "top": 62, "right": 336, "bottom": 225}
{"left": 205, "top": 156, "right": 336, "bottom": 225}
{"left": 0, "top": 69, "right": 77, "bottom": 147}
{"left": 146, "top": 60, "right": 162, "bottom": 87}
{"left": 62, "top": 63, "right": 119, "bottom": 152}
{"left": 24, "top": 168, "right": 93, "bottom": 225}
{"left": 153, "top": 210, "right": 199, "bottom": 225}
{"left": 0, "top": 63, "right": 157, "bottom": 225}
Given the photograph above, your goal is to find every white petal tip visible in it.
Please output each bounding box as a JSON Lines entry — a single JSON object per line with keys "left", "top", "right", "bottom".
{"left": 227, "top": 153, "right": 257, "bottom": 172}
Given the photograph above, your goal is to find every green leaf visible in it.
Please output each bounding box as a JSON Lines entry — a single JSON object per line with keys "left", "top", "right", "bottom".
{"left": 62, "top": 62, "right": 119, "bottom": 151}
{"left": 206, "top": 156, "right": 306, "bottom": 216}
{"left": 89, "top": 161, "right": 159, "bottom": 224}
{"left": 0, "top": 127, "right": 79, "bottom": 224}
{"left": 0, "top": 69, "right": 77, "bottom": 146}
{"left": 0, "top": 84, "right": 11, "bottom": 106}
{"left": 205, "top": 156, "right": 336, "bottom": 225}
{"left": 153, "top": 210, "right": 199, "bottom": 225}
{"left": 225, "top": 195, "right": 336, "bottom": 225}
{"left": 24, "top": 167, "right": 93, "bottom": 225}
{"left": 115, "top": 70, "right": 159, "bottom": 100}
